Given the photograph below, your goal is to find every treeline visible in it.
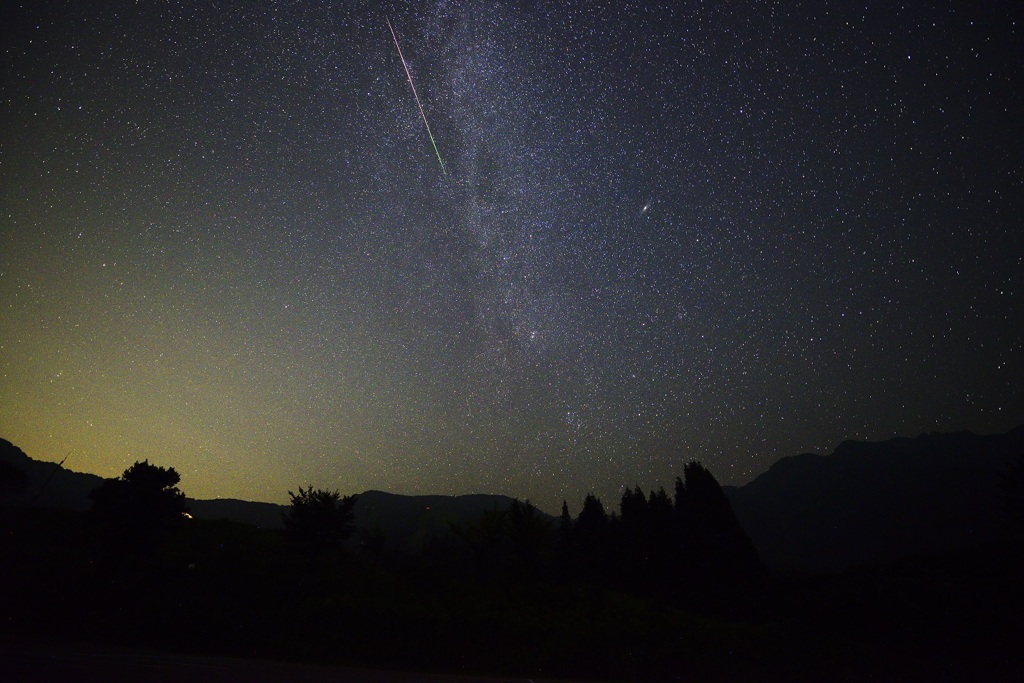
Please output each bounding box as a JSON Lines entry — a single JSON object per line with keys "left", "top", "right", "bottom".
{"left": 413, "top": 461, "right": 766, "bottom": 613}
{"left": 55, "top": 457, "right": 765, "bottom": 606}
{"left": 557, "top": 462, "right": 765, "bottom": 604}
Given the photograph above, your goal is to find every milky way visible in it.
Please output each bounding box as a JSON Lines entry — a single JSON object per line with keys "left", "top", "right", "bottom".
{"left": 2, "top": 1, "right": 1021, "bottom": 512}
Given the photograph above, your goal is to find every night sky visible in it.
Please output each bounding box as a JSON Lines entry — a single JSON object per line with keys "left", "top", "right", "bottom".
{"left": 2, "top": 1, "right": 1022, "bottom": 513}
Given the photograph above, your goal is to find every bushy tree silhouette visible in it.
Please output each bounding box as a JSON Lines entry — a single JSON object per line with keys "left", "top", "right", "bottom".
{"left": 89, "top": 460, "right": 188, "bottom": 551}
{"left": 282, "top": 486, "right": 357, "bottom": 559}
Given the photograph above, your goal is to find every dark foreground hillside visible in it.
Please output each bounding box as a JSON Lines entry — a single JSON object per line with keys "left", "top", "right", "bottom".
{"left": 2, "top": 504, "right": 1023, "bottom": 682}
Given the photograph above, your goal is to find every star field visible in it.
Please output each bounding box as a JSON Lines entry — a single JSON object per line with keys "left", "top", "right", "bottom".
{"left": 2, "top": 1, "right": 1022, "bottom": 512}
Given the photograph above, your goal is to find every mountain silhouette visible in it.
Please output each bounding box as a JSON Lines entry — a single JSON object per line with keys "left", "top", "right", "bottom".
{"left": 353, "top": 489, "right": 543, "bottom": 551}
{"left": 187, "top": 490, "right": 530, "bottom": 551}
{"left": 0, "top": 439, "right": 526, "bottom": 550}
{"left": 724, "top": 425, "right": 1024, "bottom": 572}
{"left": 186, "top": 497, "right": 288, "bottom": 528}
{"left": 0, "top": 439, "right": 105, "bottom": 509}
{"left": 5, "top": 426, "right": 1022, "bottom": 570}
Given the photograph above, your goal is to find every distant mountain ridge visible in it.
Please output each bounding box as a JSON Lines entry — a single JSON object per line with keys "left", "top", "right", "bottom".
{"left": 0, "top": 438, "right": 524, "bottom": 551}
{"left": 186, "top": 490, "right": 530, "bottom": 551}
{"left": 0, "top": 439, "right": 105, "bottom": 510}
{"left": 186, "top": 498, "right": 287, "bottom": 529}
{"left": 723, "top": 425, "right": 1024, "bottom": 571}
{"left": 4, "top": 426, "right": 1023, "bottom": 570}
{"left": 352, "top": 490, "right": 534, "bottom": 551}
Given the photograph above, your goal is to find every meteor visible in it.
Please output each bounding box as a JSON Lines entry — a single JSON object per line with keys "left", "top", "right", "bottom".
{"left": 386, "top": 17, "right": 447, "bottom": 178}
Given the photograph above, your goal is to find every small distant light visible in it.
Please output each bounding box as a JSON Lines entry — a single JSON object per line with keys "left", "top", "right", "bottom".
{"left": 183, "top": 512, "right": 193, "bottom": 519}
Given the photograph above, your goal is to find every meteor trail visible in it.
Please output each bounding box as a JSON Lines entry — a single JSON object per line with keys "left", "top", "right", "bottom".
{"left": 386, "top": 17, "right": 447, "bottom": 178}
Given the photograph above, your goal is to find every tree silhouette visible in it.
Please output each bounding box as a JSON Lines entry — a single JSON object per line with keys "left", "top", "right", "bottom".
{"left": 648, "top": 486, "right": 672, "bottom": 520}
{"left": 576, "top": 494, "right": 608, "bottom": 541}
{"left": 673, "top": 461, "right": 765, "bottom": 604}
{"left": 89, "top": 460, "right": 188, "bottom": 551}
{"left": 555, "top": 499, "right": 574, "bottom": 574}
{"left": 615, "top": 485, "right": 675, "bottom": 587}
{"left": 507, "top": 498, "right": 553, "bottom": 572}
{"left": 558, "top": 499, "right": 573, "bottom": 543}
{"left": 620, "top": 485, "right": 649, "bottom": 533}
{"left": 571, "top": 494, "right": 610, "bottom": 578}
{"left": 282, "top": 486, "right": 358, "bottom": 559}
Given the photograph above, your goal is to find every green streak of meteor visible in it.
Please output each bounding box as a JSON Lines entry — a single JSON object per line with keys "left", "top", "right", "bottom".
{"left": 386, "top": 18, "right": 447, "bottom": 178}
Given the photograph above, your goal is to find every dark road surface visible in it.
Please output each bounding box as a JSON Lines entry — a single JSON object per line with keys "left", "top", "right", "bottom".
{"left": 2, "top": 638, "right": 574, "bottom": 683}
